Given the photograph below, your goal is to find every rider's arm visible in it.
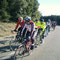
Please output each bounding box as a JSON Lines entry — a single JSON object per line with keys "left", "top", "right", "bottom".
{"left": 21, "top": 23, "right": 26, "bottom": 34}
{"left": 14, "top": 21, "right": 21, "bottom": 30}
{"left": 31, "top": 23, "right": 35, "bottom": 36}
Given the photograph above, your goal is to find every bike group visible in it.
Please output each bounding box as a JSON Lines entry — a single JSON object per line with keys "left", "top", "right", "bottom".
{"left": 11, "top": 16, "right": 56, "bottom": 59}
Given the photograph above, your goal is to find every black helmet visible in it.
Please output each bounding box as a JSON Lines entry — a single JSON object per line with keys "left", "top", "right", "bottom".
{"left": 40, "top": 19, "right": 44, "bottom": 22}
{"left": 35, "top": 19, "right": 38, "bottom": 21}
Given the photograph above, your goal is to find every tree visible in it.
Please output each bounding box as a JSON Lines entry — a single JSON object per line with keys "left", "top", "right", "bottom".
{"left": 42, "top": 15, "right": 60, "bottom": 25}
{"left": 0, "top": 0, "right": 10, "bottom": 22}
{"left": 0, "top": 0, "right": 41, "bottom": 22}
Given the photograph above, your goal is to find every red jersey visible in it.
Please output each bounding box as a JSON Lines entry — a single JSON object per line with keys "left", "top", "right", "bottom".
{"left": 15, "top": 20, "right": 25, "bottom": 30}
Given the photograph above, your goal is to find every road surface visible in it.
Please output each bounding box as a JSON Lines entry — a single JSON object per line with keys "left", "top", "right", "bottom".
{"left": 0, "top": 26, "right": 60, "bottom": 60}
{"left": 17, "top": 26, "right": 60, "bottom": 60}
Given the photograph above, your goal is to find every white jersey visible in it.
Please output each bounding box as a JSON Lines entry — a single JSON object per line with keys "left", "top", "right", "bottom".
{"left": 21, "top": 23, "right": 35, "bottom": 34}
{"left": 46, "top": 22, "right": 51, "bottom": 26}
{"left": 23, "top": 24, "right": 32, "bottom": 32}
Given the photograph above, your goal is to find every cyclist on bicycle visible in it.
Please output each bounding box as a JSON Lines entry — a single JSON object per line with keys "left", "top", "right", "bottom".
{"left": 39, "top": 19, "right": 46, "bottom": 44}
{"left": 11, "top": 17, "right": 25, "bottom": 41}
{"left": 52, "top": 21, "right": 56, "bottom": 30}
{"left": 21, "top": 16, "right": 36, "bottom": 50}
{"left": 13, "top": 17, "right": 24, "bottom": 32}
{"left": 46, "top": 19, "right": 51, "bottom": 33}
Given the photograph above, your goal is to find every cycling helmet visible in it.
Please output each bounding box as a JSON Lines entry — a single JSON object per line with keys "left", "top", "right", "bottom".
{"left": 40, "top": 19, "right": 44, "bottom": 22}
{"left": 19, "top": 17, "right": 23, "bottom": 21}
{"left": 25, "top": 16, "right": 31, "bottom": 22}
{"left": 35, "top": 19, "right": 38, "bottom": 21}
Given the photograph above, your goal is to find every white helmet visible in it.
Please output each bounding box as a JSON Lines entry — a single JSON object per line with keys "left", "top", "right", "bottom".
{"left": 19, "top": 17, "right": 23, "bottom": 21}
{"left": 25, "top": 16, "right": 31, "bottom": 21}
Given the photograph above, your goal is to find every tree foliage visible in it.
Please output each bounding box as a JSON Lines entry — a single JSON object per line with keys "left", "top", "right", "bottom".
{"left": 0, "top": 0, "right": 41, "bottom": 22}
{"left": 42, "top": 15, "right": 60, "bottom": 25}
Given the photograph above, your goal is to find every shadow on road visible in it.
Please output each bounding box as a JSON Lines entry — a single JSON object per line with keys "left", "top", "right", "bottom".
{"left": 0, "top": 45, "right": 18, "bottom": 53}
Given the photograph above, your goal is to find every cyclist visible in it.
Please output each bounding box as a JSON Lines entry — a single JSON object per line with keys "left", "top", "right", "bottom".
{"left": 11, "top": 17, "right": 25, "bottom": 41}
{"left": 52, "top": 21, "right": 56, "bottom": 30}
{"left": 46, "top": 19, "right": 51, "bottom": 33}
{"left": 39, "top": 19, "right": 46, "bottom": 44}
{"left": 13, "top": 17, "right": 24, "bottom": 32}
{"left": 21, "top": 16, "right": 36, "bottom": 50}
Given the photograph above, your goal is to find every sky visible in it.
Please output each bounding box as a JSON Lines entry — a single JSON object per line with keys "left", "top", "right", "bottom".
{"left": 38, "top": 0, "right": 60, "bottom": 16}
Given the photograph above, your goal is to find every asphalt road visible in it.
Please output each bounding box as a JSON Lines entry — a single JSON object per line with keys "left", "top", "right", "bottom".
{"left": 17, "top": 26, "right": 60, "bottom": 60}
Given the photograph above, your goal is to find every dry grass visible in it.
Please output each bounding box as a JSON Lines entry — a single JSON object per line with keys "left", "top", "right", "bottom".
{"left": 0, "top": 22, "right": 16, "bottom": 37}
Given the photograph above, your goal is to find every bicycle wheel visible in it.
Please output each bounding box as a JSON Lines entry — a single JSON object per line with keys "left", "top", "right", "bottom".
{"left": 12, "top": 44, "right": 25, "bottom": 60}
{"left": 9, "top": 40, "right": 20, "bottom": 51}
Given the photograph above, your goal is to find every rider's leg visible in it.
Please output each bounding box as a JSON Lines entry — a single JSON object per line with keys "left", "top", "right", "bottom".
{"left": 42, "top": 30, "right": 45, "bottom": 39}
{"left": 22, "top": 28, "right": 27, "bottom": 37}
{"left": 40, "top": 30, "right": 44, "bottom": 44}
{"left": 18, "top": 27, "right": 22, "bottom": 31}
{"left": 31, "top": 39, "right": 35, "bottom": 50}
{"left": 37, "top": 29, "right": 41, "bottom": 35}
{"left": 25, "top": 31, "right": 31, "bottom": 52}
{"left": 46, "top": 26, "right": 49, "bottom": 35}
{"left": 16, "top": 27, "right": 22, "bottom": 39}
{"left": 31, "top": 31, "right": 37, "bottom": 50}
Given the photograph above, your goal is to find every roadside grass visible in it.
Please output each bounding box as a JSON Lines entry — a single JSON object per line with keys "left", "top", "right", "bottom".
{"left": 0, "top": 22, "right": 16, "bottom": 37}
